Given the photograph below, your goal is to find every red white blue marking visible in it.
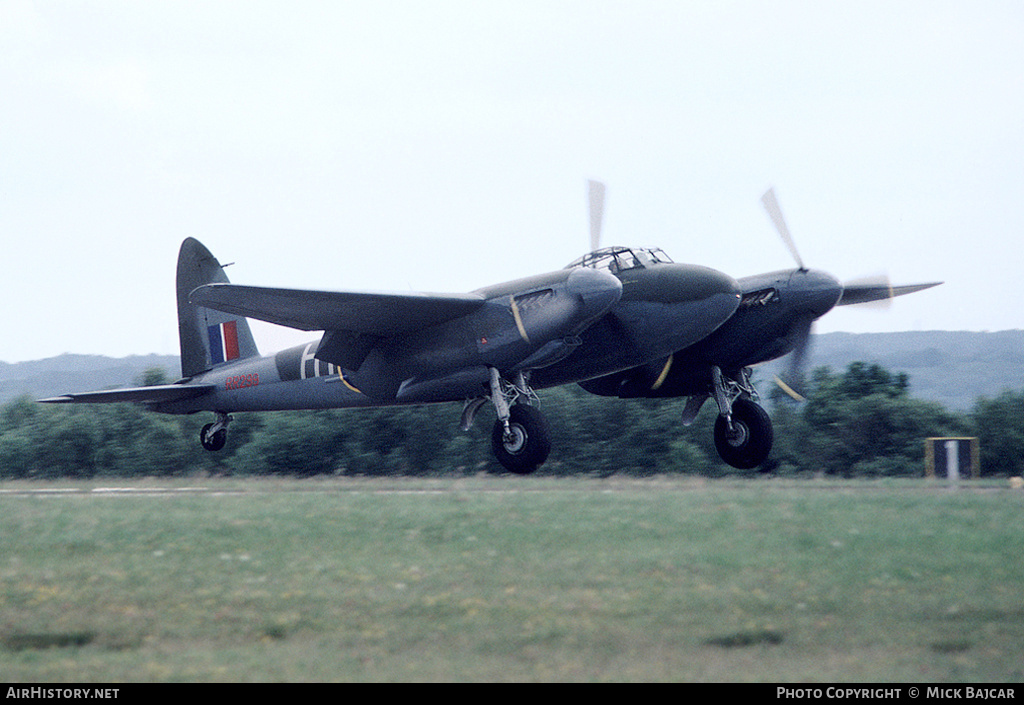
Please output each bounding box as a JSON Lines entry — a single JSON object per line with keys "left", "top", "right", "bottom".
{"left": 208, "top": 321, "right": 240, "bottom": 364}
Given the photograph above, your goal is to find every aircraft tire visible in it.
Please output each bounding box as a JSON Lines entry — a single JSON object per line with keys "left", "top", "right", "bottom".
{"left": 200, "top": 423, "right": 227, "bottom": 452}
{"left": 491, "top": 404, "right": 551, "bottom": 475}
{"left": 713, "top": 397, "right": 773, "bottom": 470}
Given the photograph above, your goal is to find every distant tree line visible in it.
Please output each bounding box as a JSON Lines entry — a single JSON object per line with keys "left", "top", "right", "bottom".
{"left": 0, "top": 362, "right": 1021, "bottom": 479}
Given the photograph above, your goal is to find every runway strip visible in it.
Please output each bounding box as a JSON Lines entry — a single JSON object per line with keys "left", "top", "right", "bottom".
{"left": 0, "top": 486, "right": 244, "bottom": 496}
{"left": 0, "top": 485, "right": 517, "bottom": 497}
{"left": 0, "top": 478, "right": 1018, "bottom": 497}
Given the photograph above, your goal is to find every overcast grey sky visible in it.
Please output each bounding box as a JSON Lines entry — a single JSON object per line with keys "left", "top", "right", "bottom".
{"left": 2, "top": 1, "right": 1021, "bottom": 362}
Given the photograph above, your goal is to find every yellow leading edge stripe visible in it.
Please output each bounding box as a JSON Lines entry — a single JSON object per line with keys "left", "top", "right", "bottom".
{"left": 650, "top": 354, "right": 674, "bottom": 391}
{"left": 509, "top": 297, "right": 531, "bottom": 344}
{"left": 338, "top": 369, "right": 362, "bottom": 394}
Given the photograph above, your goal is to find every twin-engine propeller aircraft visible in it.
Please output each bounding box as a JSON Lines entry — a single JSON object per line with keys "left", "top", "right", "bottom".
{"left": 41, "top": 185, "right": 940, "bottom": 473}
{"left": 569, "top": 187, "right": 941, "bottom": 468}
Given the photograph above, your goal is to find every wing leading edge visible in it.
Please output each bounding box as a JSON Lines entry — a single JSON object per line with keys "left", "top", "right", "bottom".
{"left": 190, "top": 284, "right": 487, "bottom": 335}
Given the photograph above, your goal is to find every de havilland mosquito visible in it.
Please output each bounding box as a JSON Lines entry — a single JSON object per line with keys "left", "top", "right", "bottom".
{"left": 41, "top": 185, "right": 940, "bottom": 473}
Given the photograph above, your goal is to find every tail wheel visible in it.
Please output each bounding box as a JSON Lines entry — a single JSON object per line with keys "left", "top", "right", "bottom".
{"left": 200, "top": 423, "right": 227, "bottom": 452}
{"left": 713, "top": 397, "right": 773, "bottom": 469}
{"left": 491, "top": 404, "right": 551, "bottom": 474}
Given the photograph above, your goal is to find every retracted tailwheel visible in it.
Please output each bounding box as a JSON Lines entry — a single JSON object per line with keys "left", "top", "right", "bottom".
{"left": 713, "top": 397, "right": 773, "bottom": 470}
{"left": 491, "top": 404, "right": 551, "bottom": 474}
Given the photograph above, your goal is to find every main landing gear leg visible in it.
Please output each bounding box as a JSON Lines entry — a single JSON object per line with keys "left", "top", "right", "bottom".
{"left": 710, "top": 366, "right": 773, "bottom": 470}
{"left": 200, "top": 412, "right": 232, "bottom": 452}
{"left": 484, "top": 368, "right": 551, "bottom": 475}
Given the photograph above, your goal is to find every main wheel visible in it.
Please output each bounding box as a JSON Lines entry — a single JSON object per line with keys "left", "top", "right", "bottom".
{"left": 200, "top": 423, "right": 227, "bottom": 452}
{"left": 491, "top": 404, "right": 551, "bottom": 474}
{"left": 713, "top": 397, "right": 773, "bottom": 470}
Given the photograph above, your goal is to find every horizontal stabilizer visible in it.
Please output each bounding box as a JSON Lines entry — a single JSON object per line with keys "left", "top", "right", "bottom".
{"left": 39, "top": 384, "right": 215, "bottom": 405}
{"left": 838, "top": 281, "right": 942, "bottom": 307}
{"left": 190, "top": 284, "right": 487, "bottom": 334}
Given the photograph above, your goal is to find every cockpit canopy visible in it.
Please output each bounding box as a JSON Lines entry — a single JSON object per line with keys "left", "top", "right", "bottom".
{"left": 565, "top": 246, "right": 673, "bottom": 274}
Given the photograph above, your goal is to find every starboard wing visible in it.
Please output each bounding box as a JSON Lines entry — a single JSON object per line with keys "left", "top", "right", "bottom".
{"left": 189, "top": 284, "right": 487, "bottom": 334}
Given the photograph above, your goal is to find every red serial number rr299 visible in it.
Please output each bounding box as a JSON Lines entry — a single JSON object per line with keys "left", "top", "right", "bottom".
{"left": 225, "top": 373, "right": 259, "bottom": 390}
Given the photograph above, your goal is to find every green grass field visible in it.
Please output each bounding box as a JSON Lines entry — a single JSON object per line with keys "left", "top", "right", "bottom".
{"left": 1, "top": 476, "right": 1022, "bottom": 682}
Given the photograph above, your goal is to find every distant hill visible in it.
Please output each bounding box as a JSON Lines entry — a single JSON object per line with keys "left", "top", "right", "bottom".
{"left": 2, "top": 330, "right": 1021, "bottom": 411}
{"left": 0, "top": 354, "right": 181, "bottom": 404}
{"left": 755, "top": 330, "right": 1024, "bottom": 410}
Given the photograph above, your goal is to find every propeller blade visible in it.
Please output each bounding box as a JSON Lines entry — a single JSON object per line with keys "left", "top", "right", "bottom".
{"left": 761, "top": 187, "right": 805, "bottom": 270}
{"left": 773, "top": 375, "right": 806, "bottom": 402}
{"left": 588, "top": 180, "right": 606, "bottom": 252}
{"left": 838, "top": 274, "right": 894, "bottom": 309}
{"left": 838, "top": 277, "right": 943, "bottom": 307}
{"left": 774, "top": 313, "right": 815, "bottom": 401}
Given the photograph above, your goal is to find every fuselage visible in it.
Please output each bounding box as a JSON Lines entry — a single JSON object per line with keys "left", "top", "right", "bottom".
{"left": 154, "top": 248, "right": 742, "bottom": 415}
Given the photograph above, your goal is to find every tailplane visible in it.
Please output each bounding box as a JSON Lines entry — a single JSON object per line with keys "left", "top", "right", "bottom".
{"left": 177, "top": 238, "right": 259, "bottom": 378}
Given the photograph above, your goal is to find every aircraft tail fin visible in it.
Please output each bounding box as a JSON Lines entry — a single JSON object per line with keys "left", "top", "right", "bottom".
{"left": 176, "top": 238, "right": 259, "bottom": 378}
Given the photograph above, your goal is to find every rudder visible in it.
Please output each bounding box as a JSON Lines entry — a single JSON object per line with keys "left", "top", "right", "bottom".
{"left": 176, "top": 238, "right": 259, "bottom": 378}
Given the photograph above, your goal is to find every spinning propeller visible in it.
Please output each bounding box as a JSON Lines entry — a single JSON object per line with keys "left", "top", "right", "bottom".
{"left": 761, "top": 188, "right": 805, "bottom": 271}
{"left": 760, "top": 187, "right": 942, "bottom": 400}
{"left": 588, "top": 179, "right": 606, "bottom": 251}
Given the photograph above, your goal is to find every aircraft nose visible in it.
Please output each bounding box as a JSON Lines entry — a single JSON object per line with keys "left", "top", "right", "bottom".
{"left": 671, "top": 265, "right": 742, "bottom": 336}
{"left": 633, "top": 263, "right": 742, "bottom": 352}
{"left": 650, "top": 263, "right": 742, "bottom": 306}
{"left": 567, "top": 266, "right": 623, "bottom": 323}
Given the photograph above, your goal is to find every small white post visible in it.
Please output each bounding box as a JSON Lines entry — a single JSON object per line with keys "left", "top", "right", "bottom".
{"left": 945, "top": 440, "right": 960, "bottom": 485}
